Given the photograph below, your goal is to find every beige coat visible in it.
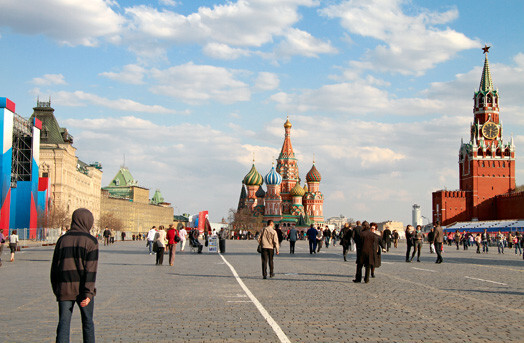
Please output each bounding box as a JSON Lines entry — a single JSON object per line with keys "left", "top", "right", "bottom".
{"left": 258, "top": 225, "right": 279, "bottom": 254}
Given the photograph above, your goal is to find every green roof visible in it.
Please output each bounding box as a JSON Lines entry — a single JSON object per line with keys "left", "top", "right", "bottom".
{"left": 30, "top": 102, "right": 73, "bottom": 145}
{"left": 151, "top": 189, "right": 164, "bottom": 205}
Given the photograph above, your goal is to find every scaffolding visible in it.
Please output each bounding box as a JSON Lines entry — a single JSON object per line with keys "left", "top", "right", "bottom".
{"left": 11, "top": 113, "right": 33, "bottom": 187}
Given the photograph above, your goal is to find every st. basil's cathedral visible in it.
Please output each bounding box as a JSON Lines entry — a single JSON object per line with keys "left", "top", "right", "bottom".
{"left": 238, "top": 118, "right": 324, "bottom": 226}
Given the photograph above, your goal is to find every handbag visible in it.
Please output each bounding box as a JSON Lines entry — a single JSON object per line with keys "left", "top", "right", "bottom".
{"left": 152, "top": 241, "right": 159, "bottom": 253}
{"left": 174, "top": 233, "right": 181, "bottom": 243}
{"left": 257, "top": 244, "right": 262, "bottom": 253}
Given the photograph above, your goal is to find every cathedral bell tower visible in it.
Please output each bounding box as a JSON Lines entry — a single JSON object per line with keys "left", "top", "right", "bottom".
{"left": 459, "top": 46, "right": 516, "bottom": 220}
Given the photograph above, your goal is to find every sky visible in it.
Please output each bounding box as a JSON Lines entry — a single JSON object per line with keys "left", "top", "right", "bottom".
{"left": 1, "top": 0, "right": 523, "bottom": 225}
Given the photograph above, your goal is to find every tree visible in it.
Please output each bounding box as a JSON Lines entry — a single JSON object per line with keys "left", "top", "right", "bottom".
{"left": 99, "top": 213, "right": 124, "bottom": 232}
{"left": 228, "top": 208, "right": 263, "bottom": 233}
{"left": 38, "top": 205, "right": 70, "bottom": 229}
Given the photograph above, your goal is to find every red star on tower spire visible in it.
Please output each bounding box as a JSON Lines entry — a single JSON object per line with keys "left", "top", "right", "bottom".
{"left": 482, "top": 45, "right": 490, "bottom": 54}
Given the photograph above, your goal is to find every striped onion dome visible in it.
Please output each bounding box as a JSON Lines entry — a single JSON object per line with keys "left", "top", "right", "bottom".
{"left": 255, "top": 186, "right": 266, "bottom": 198}
{"left": 264, "top": 165, "right": 282, "bottom": 185}
{"left": 290, "top": 182, "right": 305, "bottom": 197}
{"left": 243, "top": 164, "right": 263, "bottom": 186}
{"left": 306, "top": 164, "right": 321, "bottom": 183}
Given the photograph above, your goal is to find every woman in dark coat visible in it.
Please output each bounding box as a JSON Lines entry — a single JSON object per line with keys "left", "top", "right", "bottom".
{"left": 353, "top": 222, "right": 381, "bottom": 283}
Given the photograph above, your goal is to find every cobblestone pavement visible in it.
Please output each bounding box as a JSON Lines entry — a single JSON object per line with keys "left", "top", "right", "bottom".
{"left": 1, "top": 240, "right": 523, "bottom": 342}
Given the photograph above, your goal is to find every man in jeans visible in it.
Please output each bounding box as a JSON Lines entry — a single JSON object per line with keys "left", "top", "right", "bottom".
{"left": 51, "top": 208, "right": 98, "bottom": 343}
{"left": 257, "top": 220, "right": 279, "bottom": 279}
{"left": 433, "top": 222, "right": 444, "bottom": 264}
{"left": 481, "top": 229, "right": 489, "bottom": 253}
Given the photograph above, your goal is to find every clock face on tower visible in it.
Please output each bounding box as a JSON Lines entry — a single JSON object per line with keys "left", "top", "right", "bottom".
{"left": 481, "top": 122, "right": 499, "bottom": 140}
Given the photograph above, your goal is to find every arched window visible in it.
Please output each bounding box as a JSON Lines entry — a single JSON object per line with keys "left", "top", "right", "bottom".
{"left": 478, "top": 95, "right": 484, "bottom": 107}
{"left": 487, "top": 94, "right": 492, "bottom": 105}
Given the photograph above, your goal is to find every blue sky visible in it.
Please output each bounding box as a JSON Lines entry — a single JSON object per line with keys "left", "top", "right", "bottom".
{"left": 1, "top": 0, "right": 523, "bottom": 224}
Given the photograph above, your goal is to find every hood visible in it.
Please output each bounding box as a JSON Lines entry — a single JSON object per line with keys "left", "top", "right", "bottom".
{"left": 69, "top": 208, "right": 94, "bottom": 233}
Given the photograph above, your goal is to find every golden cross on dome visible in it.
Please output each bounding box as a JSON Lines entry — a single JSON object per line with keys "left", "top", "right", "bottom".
{"left": 482, "top": 45, "right": 490, "bottom": 54}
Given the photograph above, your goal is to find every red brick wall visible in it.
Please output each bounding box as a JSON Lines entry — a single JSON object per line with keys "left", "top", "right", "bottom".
{"left": 496, "top": 192, "right": 524, "bottom": 219}
{"left": 432, "top": 191, "right": 469, "bottom": 225}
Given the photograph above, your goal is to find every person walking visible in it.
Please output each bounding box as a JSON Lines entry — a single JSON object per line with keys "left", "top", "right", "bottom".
{"left": 103, "top": 227, "right": 110, "bottom": 246}
{"left": 8, "top": 229, "right": 19, "bottom": 262}
{"left": 454, "top": 230, "right": 461, "bottom": 250}
{"left": 475, "top": 233, "right": 482, "bottom": 254}
{"left": 405, "top": 225, "right": 415, "bottom": 262}
{"left": 514, "top": 231, "right": 522, "bottom": 255}
{"left": 434, "top": 222, "right": 444, "bottom": 264}
{"left": 178, "top": 226, "right": 188, "bottom": 252}
{"left": 410, "top": 225, "right": 423, "bottom": 262}
{"left": 307, "top": 224, "right": 318, "bottom": 254}
{"left": 316, "top": 226, "right": 324, "bottom": 252}
{"left": 496, "top": 231, "right": 504, "bottom": 254}
{"left": 370, "top": 222, "right": 385, "bottom": 279}
{"left": 121, "top": 231, "right": 126, "bottom": 241}
{"left": 353, "top": 222, "right": 379, "bottom": 283}
{"left": 288, "top": 225, "right": 297, "bottom": 254}
{"left": 427, "top": 227, "right": 435, "bottom": 254}
{"left": 382, "top": 225, "right": 392, "bottom": 252}
{"left": 147, "top": 226, "right": 157, "bottom": 255}
{"left": 258, "top": 220, "right": 279, "bottom": 279}
{"left": 481, "top": 229, "right": 489, "bottom": 253}
{"left": 154, "top": 226, "right": 167, "bottom": 265}
{"left": 392, "top": 230, "right": 399, "bottom": 248}
{"left": 353, "top": 221, "right": 364, "bottom": 261}
{"left": 51, "top": 208, "right": 98, "bottom": 343}
{"left": 275, "top": 224, "right": 284, "bottom": 246}
{"left": 166, "top": 224, "right": 178, "bottom": 266}
{"left": 340, "top": 223, "right": 353, "bottom": 261}
{"left": 324, "top": 226, "right": 331, "bottom": 249}
{"left": 218, "top": 227, "right": 227, "bottom": 253}
{"left": 0, "top": 229, "right": 5, "bottom": 267}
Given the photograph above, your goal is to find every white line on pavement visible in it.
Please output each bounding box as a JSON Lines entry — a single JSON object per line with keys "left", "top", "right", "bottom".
{"left": 464, "top": 276, "right": 508, "bottom": 286}
{"left": 412, "top": 267, "right": 436, "bottom": 272}
{"left": 219, "top": 253, "right": 291, "bottom": 343}
{"left": 227, "top": 301, "right": 253, "bottom": 303}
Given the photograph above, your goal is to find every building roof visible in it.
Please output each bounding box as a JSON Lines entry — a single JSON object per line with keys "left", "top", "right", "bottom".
{"left": 306, "top": 163, "right": 322, "bottom": 183}
{"left": 243, "top": 163, "right": 263, "bottom": 186}
{"left": 29, "top": 100, "right": 73, "bottom": 145}
{"left": 151, "top": 189, "right": 164, "bottom": 205}
{"left": 446, "top": 220, "right": 524, "bottom": 232}
{"left": 264, "top": 164, "right": 282, "bottom": 185}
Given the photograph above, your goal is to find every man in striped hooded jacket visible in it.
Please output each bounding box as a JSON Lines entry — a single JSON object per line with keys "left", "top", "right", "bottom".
{"left": 51, "top": 208, "right": 98, "bottom": 343}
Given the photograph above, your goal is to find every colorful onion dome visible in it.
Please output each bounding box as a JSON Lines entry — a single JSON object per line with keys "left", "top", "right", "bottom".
{"left": 243, "top": 164, "right": 263, "bottom": 186}
{"left": 264, "top": 164, "right": 282, "bottom": 185}
{"left": 306, "top": 164, "right": 321, "bottom": 183}
{"left": 290, "top": 182, "right": 305, "bottom": 197}
{"left": 255, "top": 186, "right": 266, "bottom": 198}
{"left": 284, "top": 117, "right": 292, "bottom": 129}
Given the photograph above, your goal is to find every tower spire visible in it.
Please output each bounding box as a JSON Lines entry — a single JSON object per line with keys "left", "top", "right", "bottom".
{"left": 479, "top": 45, "right": 493, "bottom": 93}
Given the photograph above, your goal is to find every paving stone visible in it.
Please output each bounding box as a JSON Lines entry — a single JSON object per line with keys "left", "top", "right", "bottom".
{"left": 0, "top": 240, "right": 522, "bottom": 342}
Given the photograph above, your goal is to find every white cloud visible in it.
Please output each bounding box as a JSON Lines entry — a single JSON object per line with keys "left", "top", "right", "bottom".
{"left": 0, "top": 0, "right": 124, "bottom": 46}
{"left": 99, "top": 64, "right": 146, "bottom": 85}
{"left": 53, "top": 90, "right": 177, "bottom": 114}
{"left": 31, "top": 74, "right": 67, "bottom": 86}
{"left": 202, "top": 43, "right": 251, "bottom": 60}
{"left": 322, "top": 0, "right": 479, "bottom": 75}
{"left": 159, "top": 0, "right": 179, "bottom": 7}
{"left": 275, "top": 28, "right": 337, "bottom": 59}
{"left": 150, "top": 62, "right": 250, "bottom": 104}
{"left": 254, "top": 72, "right": 280, "bottom": 91}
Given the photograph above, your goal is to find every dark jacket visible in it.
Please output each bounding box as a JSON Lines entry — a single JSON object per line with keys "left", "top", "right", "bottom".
{"left": 341, "top": 227, "right": 353, "bottom": 248}
{"left": 353, "top": 225, "right": 363, "bottom": 249}
{"left": 434, "top": 226, "right": 444, "bottom": 243}
{"left": 307, "top": 227, "right": 317, "bottom": 241}
{"left": 357, "top": 229, "right": 380, "bottom": 267}
{"left": 51, "top": 208, "right": 98, "bottom": 302}
{"left": 382, "top": 229, "right": 392, "bottom": 242}
{"left": 288, "top": 228, "right": 298, "bottom": 242}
